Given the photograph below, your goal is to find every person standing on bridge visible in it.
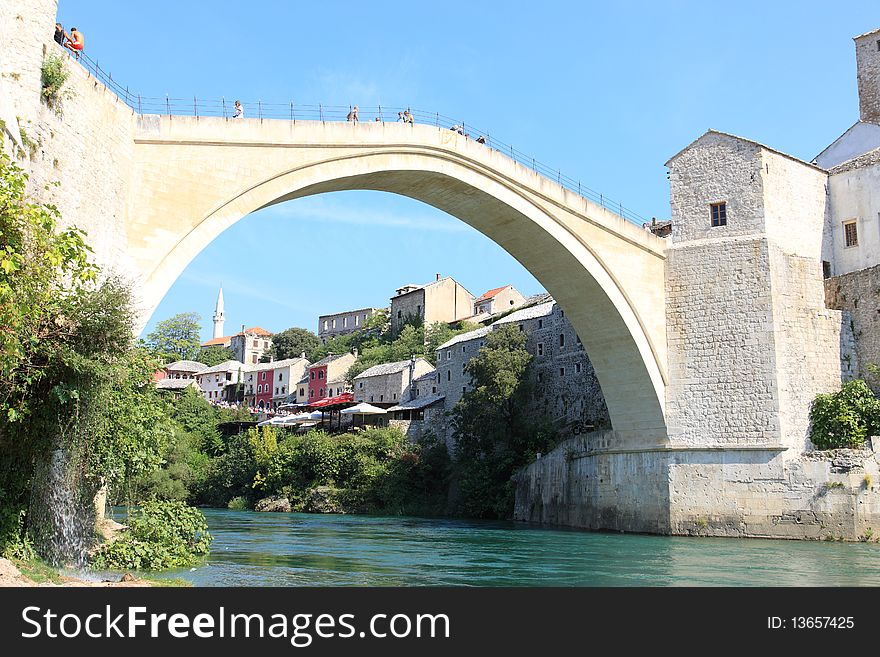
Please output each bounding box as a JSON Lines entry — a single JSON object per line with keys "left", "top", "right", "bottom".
{"left": 233, "top": 100, "right": 243, "bottom": 119}
{"left": 53, "top": 23, "right": 67, "bottom": 47}
{"left": 347, "top": 106, "right": 359, "bottom": 122}
{"left": 404, "top": 110, "right": 414, "bottom": 125}
{"left": 65, "top": 27, "right": 84, "bottom": 59}
{"left": 397, "top": 111, "right": 405, "bottom": 123}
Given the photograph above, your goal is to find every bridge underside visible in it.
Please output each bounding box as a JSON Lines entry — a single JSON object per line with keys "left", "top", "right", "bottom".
{"left": 127, "top": 116, "right": 669, "bottom": 448}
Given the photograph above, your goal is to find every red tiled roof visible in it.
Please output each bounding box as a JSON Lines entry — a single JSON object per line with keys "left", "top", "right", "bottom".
{"left": 201, "top": 336, "right": 231, "bottom": 347}
{"left": 475, "top": 286, "right": 509, "bottom": 303}
{"left": 242, "top": 326, "right": 272, "bottom": 336}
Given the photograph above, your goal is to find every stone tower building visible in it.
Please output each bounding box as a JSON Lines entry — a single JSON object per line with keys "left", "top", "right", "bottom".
{"left": 856, "top": 28, "right": 880, "bottom": 124}
{"left": 664, "top": 131, "right": 854, "bottom": 453}
{"left": 212, "top": 286, "right": 225, "bottom": 339}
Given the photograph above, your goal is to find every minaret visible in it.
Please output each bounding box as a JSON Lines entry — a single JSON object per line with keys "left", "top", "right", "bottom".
{"left": 212, "top": 286, "right": 225, "bottom": 339}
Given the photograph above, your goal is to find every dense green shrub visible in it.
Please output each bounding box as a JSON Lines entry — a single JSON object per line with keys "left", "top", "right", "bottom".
{"left": 227, "top": 496, "right": 249, "bottom": 511}
{"left": 91, "top": 500, "right": 211, "bottom": 570}
{"left": 40, "top": 54, "right": 71, "bottom": 112}
{"left": 809, "top": 380, "right": 880, "bottom": 449}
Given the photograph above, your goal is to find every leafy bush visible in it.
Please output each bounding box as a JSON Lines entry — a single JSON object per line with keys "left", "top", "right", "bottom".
{"left": 227, "top": 496, "right": 248, "bottom": 511}
{"left": 40, "top": 54, "right": 71, "bottom": 112}
{"left": 91, "top": 500, "right": 211, "bottom": 570}
{"left": 809, "top": 380, "right": 880, "bottom": 449}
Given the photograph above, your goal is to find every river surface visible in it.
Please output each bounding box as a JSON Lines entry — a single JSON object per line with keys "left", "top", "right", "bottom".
{"left": 135, "top": 509, "right": 880, "bottom": 586}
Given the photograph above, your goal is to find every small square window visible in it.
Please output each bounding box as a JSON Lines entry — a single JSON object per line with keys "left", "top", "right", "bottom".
{"left": 710, "top": 202, "right": 727, "bottom": 227}
{"left": 538, "top": 319, "right": 543, "bottom": 329}
{"left": 537, "top": 343, "right": 544, "bottom": 356}
{"left": 462, "top": 386, "right": 466, "bottom": 394}
{"left": 559, "top": 367, "right": 566, "bottom": 377}
{"left": 877, "top": 39, "right": 880, "bottom": 51}
{"left": 576, "top": 363, "right": 582, "bottom": 373}
{"left": 844, "top": 220, "right": 858, "bottom": 248}
{"left": 559, "top": 334, "right": 565, "bottom": 348}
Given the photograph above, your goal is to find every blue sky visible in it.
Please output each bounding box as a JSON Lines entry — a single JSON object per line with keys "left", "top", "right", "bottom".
{"left": 57, "top": 0, "right": 877, "bottom": 340}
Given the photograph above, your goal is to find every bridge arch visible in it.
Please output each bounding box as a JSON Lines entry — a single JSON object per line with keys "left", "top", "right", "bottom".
{"left": 129, "top": 117, "right": 668, "bottom": 447}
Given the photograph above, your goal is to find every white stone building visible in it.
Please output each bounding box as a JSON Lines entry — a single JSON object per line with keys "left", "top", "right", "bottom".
{"left": 271, "top": 357, "right": 310, "bottom": 409}
{"left": 353, "top": 357, "right": 435, "bottom": 407}
{"left": 196, "top": 360, "right": 250, "bottom": 402}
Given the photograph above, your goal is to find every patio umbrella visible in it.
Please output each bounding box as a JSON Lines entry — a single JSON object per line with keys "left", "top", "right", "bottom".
{"left": 340, "top": 401, "right": 387, "bottom": 428}
{"left": 340, "top": 402, "right": 387, "bottom": 415}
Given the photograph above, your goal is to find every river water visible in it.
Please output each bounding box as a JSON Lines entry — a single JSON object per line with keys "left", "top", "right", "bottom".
{"left": 142, "top": 509, "right": 880, "bottom": 586}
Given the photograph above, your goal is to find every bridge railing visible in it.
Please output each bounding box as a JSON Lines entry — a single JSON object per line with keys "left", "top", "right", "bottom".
{"left": 69, "top": 47, "right": 649, "bottom": 226}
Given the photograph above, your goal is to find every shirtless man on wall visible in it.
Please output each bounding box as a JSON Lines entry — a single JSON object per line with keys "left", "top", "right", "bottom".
{"left": 65, "top": 27, "right": 84, "bottom": 59}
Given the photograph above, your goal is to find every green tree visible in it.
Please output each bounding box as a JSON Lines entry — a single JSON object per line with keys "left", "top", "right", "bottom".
{"left": 269, "top": 327, "right": 322, "bottom": 361}
{"left": 0, "top": 152, "right": 175, "bottom": 562}
{"left": 196, "top": 345, "right": 236, "bottom": 366}
{"left": 451, "top": 324, "right": 557, "bottom": 518}
{"left": 146, "top": 312, "right": 202, "bottom": 363}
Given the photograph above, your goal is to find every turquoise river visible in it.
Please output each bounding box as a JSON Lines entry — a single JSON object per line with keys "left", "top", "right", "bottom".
{"left": 137, "top": 509, "right": 880, "bottom": 586}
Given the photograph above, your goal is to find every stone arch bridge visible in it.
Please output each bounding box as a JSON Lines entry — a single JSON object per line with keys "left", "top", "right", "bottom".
{"left": 127, "top": 116, "right": 668, "bottom": 448}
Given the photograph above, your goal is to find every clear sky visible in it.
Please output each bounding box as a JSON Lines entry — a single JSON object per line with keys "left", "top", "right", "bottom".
{"left": 57, "top": 0, "right": 877, "bottom": 341}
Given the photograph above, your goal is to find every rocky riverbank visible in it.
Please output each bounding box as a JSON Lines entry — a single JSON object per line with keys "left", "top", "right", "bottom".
{"left": 0, "top": 558, "right": 151, "bottom": 587}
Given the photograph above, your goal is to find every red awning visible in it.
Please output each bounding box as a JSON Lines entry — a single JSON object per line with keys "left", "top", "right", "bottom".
{"left": 308, "top": 392, "right": 355, "bottom": 409}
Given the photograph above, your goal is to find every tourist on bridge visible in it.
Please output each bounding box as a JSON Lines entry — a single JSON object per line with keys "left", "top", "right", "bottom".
{"left": 65, "top": 26, "right": 84, "bottom": 58}
{"left": 233, "top": 100, "right": 243, "bottom": 119}
{"left": 404, "top": 110, "right": 414, "bottom": 125}
{"left": 397, "top": 111, "right": 405, "bottom": 122}
{"left": 476, "top": 135, "right": 486, "bottom": 145}
{"left": 53, "top": 23, "right": 66, "bottom": 47}
{"left": 347, "top": 106, "right": 359, "bottom": 122}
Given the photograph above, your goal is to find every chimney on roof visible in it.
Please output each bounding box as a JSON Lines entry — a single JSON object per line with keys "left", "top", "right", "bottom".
{"left": 435, "top": 273, "right": 441, "bottom": 281}
{"left": 301, "top": 351, "right": 306, "bottom": 359}
{"left": 241, "top": 324, "right": 245, "bottom": 334}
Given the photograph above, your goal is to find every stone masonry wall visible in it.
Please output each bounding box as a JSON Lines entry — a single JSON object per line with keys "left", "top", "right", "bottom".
{"left": 826, "top": 263, "right": 880, "bottom": 392}
{"left": 665, "top": 237, "right": 781, "bottom": 447}
{"left": 514, "top": 432, "right": 671, "bottom": 534}
{"left": 518, "top": 434, "right": 880, "bottom": 540}
{"left": 771, "top": 246, "right": 856, "bottom": 450}
{"left": 434, "top": 304, "right": 609, "bottom": 448}
{"left": 390, "top": 289, "right": 425, "bottom": 335}
{"left": 762, "top": 149, "right": 829, "bottom": 262}
{"left": 856, "top": 30, "right": 880, "bottom": 124}
{"left": 668, "top": 132, "right": 765, "bottom": 243}
{"left": 1, "top": 6, "right": 139, "bottom": 288}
